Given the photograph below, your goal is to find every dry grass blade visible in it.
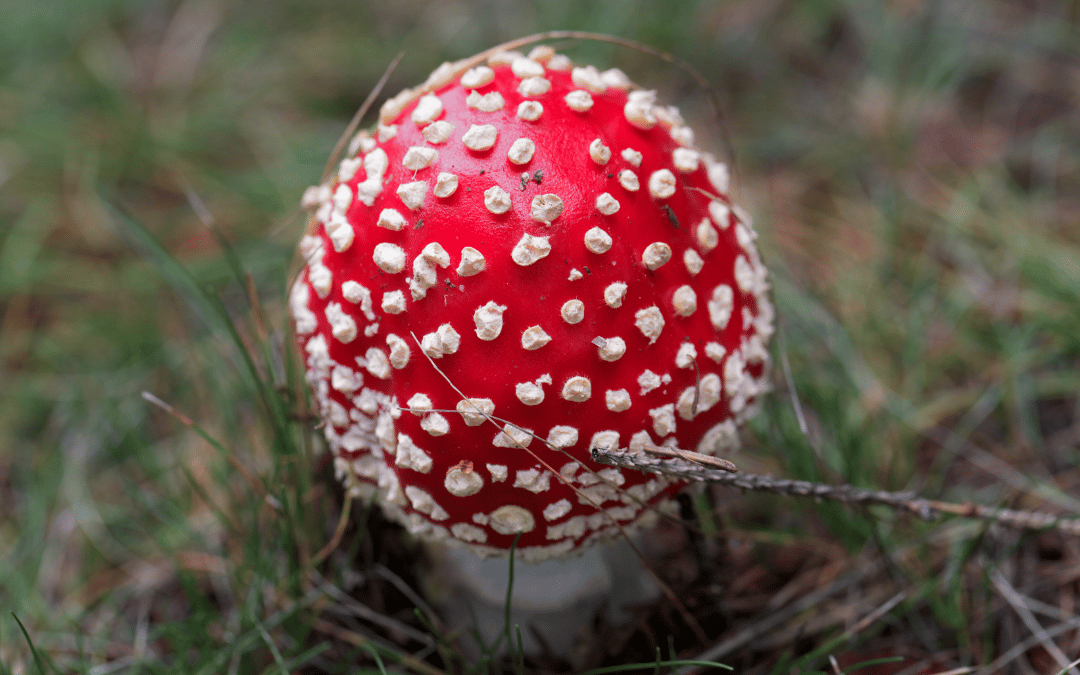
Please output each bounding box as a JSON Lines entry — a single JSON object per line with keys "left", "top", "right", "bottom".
{"left": 311, "top": 573, "right": 437, "bottom": 648}
{"left": 310, "top": 490, "right": 353, "bottom": 565}
{"left": 320, "top": 51, "right": 406, "bottom": 185}
{"left": 990, "top": 568, "right": 1080, "bottom": 675}
{"left": 372, "top": 564, "right": 445, "bottom": 634}
{"left": 680, "top": 556, "right": 889, "bottom": 670}
{"left": 311, "top": 618, "right": 445, "bottom": 675}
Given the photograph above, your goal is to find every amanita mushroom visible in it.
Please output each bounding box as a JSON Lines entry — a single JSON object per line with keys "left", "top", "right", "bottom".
{"left": 292, "top": 43, "right": 773, "bottom": 654}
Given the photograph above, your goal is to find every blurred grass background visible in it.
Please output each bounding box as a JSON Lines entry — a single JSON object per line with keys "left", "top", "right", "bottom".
{"left": 1, "top": 0, "right": 1078, "bottom": 672}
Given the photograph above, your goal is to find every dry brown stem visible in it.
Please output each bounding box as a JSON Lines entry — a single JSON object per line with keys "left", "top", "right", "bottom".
{"left": 591, "top": 448, "right": 1080, "bottom": 537}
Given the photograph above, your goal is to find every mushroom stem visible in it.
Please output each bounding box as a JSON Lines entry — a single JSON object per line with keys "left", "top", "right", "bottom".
{"left": 426, "top": 534, "right": 661, "bottom": 662}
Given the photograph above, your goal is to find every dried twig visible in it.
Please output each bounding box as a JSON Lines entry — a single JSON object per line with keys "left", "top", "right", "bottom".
{"left": 642, "top": 443, "right": 738, "bottom": 473}
{"left": 591, "top": 448, "right": 1080, "bottom": 536}
{"left": 977, "top": 621, "right": 1080, "bottom": 675}
{"left": 990, "top": 568, "right": 1080, "bottom": 675}
{"left": 311, "top": 617, "right": 445, "bottom": 675}
{"left": 311, "top": 571, "right": 436, "bottom": 648}
{"left": 678, "top": 554, "right": 889, "bottom": 671}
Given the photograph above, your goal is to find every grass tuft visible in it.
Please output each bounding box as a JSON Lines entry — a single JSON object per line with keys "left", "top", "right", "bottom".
{"left": 2, "top": 0, "right": 1078, "bottom": 673}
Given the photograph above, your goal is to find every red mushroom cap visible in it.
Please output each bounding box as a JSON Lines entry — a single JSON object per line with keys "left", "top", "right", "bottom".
{"left": 291, "top": 46, "right": 774, "bottom": 561}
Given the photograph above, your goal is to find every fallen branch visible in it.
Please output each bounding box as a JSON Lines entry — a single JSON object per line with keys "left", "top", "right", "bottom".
{"left": 590, "top": 447, "right": 1080, "bottom": 537}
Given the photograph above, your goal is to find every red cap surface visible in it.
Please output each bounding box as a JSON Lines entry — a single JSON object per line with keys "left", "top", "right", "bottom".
{"left": 291, "top": 46, "right": 774, "bottom": 561}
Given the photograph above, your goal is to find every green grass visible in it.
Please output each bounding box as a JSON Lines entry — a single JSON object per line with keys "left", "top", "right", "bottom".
{"left": 2, "top": 0, "right": 1079, "bottom": 672}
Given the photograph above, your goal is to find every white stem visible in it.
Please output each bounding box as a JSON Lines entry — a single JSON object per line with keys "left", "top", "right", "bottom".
{"left": 426, "top": 534, "right": 660, "bottom": 661}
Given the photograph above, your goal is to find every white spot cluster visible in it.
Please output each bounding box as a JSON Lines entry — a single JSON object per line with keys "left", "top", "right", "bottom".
{"left": 637, "top": 367, "right": 663, "bottom": 394}
{"left": 409, "top": 242, "right": 450, "bottom": 301}
{"left": 672, "top": 148, "right": 700, "bottom": 173}
{"left": 584, "top": 227, "right": 612, "bottom": 253}
{"left": 445, "top": 462, "right": 484, "bottom": 497}
{"left": 683, "top": 249, "right": 704, "bottom": 276}
{"left": 377, "top": 208, "right": 406, "bottom": 231}
{"left": 648, "top": 169, "right": 677, "bottom": 199}
{"left": 595, "top": 192, "right": 620, "bottom": 215}
{"left": 571, "top": 65, "right": 607, "bottom": 93}
{"left": 386, "top": 333, "right": 410, "bottom": 369}
{"left": 634, "top": 306, "right": 664, "bottom": 343}
{"left": 396, "top": 434, "right": 433, "bottom": 473}
{"left": 507, "top": 138, "right": 535, "bottom": 164}
{"left": 493, "top": 424, "right": 533, "bottom": 449}
{"left": 708, "top": 285, "right": 734, "bottom": 330}
{"left": 511, "top": 233, "right": 551, "bottom": 266}
{"left": 514, "top": 468, "right": 552, "bottom": 493}
{"left": 561, "top": 376, "right": 592, "bottom": 402}
{"left": 420, "top": 324, "right": 460, "bottom": 358}
{"left": 518, "top": 76, "right": 551, "bottom": 97}
{"left": 406, "top": 486, "right": 448, "bottom": 521}
{"left": 672, "top": 285, "right": 697, "bottom": 316}
{"left": 460, "top": 66, "right": 494, "bottom": 88}
{"left": 457, "top": 247, "right": 485, "bottom": 276}
{"left": 296, "top": 45, "right": 776, "bottom": 561}
{"left": 382, "top": 290, "right": 406, "bottom": 314}
{"left": 484, "top": 185, "right": 511, "bottom": 214}
{"left": 561, "top": 299, "right": 584, "bottom": 324}
{"left": 604, "top": 282, "right": 628, "bottom": 308}
{"left": 521, "top": 325, "right": 552, "bottom": 350}
{"left": 356, "top": 148, "right": 389, "bottom": 206}
{"left": 649, "top": 404, "right": 676, "bottom": 437}
{"left": 423, "top": 120, "right": 454, "bottom": 144}
{"left": 361, "top": 347, "right": 391, "bottom": 379}
{"left": 624, "top": 90, "right": 657, "bottom": 129}
{"left": 489, "top": 505, "right": 535, "bottom": 535}
{"left": 565, "top": 90, "right": 594, "bottom": 112}
{"left": 642, "top": 242, "right": 672, "bottom": 270}
{"left": 517, "top": 101, "right": 543, "bottom": 121}
{"left": 511, "top": 57, "right": 545, "bottom": 78}
{"left": 397, "top": 181, "right": 427, "bottom": 210}
{"left": 708, "top": 201, "right": 731, "bottom": 230}
{"left": 600, "top": 67, "right": 630, "bottom": 89}
{"left": 605, "top": 389, "right": 631, "bottom": 412}
{"left": 618, "top": 170, "right": 639, "bottom": 192}
{"left": 696, "top": 218, "right": 719, "bottom": 252}
{"left": 308, "top": 263, "right": 331, "bottom": 298}
{"left": 473, "top": 301, "right": 507, "bottom": 340}
{"left": 463, "top": 124, "right": 498, "bottom": 151}
{"left": 704, "top": 342, "right": 726, "bottom": 363}
{"left": 421, "top": 413, "right": 450, "bottom": 436}
{"left": 373, "top": 243, "right": 406, "bottom": 274}
{"left": 589, "top": 138, "right": 611, "bottom": 165}
{"left": 593, "top": 336, "right": 626, "bottom": 362}
{"left": 547, "top": 426, "right": 579, "bottom": 449}
{"left": 530, "top": 194, "right": 563, "bottom": 224}
{"left": 675, "top": 342, "right": 697, "bottom": 368}
{"left": 433, "top": 172, "right": 458, "bottom": 198}
{"left": 290, "top": 281, "right": 317, "bottom": 335}
{"left": 466, "top": 90, "right": 505, "bottom": 112}
{"left": 515, "top": 378, "right": 546, "bottom": 405}
{"left": 402, "top": 146, "right": 438, "bottom": 170}
{"left": 734, "top": 255, "right": 755, "bottom": 292}
{"left": 543, "top": 499, "right": 572, "bottom": 522}
{"left": 456, "top": 398, "right": 494, "bottom": 426}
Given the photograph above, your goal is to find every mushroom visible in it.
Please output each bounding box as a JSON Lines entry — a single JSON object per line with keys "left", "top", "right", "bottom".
{"left": 292, "top": 45, "right": 774, "bottom": 657}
